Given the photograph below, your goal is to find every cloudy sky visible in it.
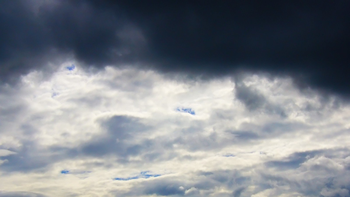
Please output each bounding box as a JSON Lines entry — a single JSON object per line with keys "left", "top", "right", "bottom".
{"left": 1, "top": 1, "right": 350, "bottom": 197}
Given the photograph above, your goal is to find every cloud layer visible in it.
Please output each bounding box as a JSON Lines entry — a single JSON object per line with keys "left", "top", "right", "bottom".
{"left": 1, "top": 63, "right": 350, "bottom": 196}
{"left": 1, "top": 1, "right": 350, "bottom": 196}
{"left": 0, "top": 0, "right": 349, "bottom": 97}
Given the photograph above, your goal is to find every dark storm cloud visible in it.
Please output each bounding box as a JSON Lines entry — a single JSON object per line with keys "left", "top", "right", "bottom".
{"left": 1, "top": 0, "right": 349, "bottom": 97}
{"left": 0, "top": 0, "right": 143, "bottom": 83}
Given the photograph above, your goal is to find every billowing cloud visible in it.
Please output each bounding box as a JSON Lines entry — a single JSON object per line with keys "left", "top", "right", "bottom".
{"left": 0, "top": 64, "right": 350, "bottom": 196}
{"left": 1, "top": 1, "right": 349, "bottom": 196}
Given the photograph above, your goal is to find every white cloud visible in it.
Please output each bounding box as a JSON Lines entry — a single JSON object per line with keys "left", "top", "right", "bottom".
{"left": 1, "top": 63, "right": 350, "bottom": 196}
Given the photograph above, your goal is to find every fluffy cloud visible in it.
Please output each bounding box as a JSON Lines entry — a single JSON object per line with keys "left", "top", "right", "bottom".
{"left": 0, "top": 62, "right": 350, "bottom": 196}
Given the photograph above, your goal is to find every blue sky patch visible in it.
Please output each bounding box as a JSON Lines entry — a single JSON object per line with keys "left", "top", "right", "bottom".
{"left": 223, "top": 154, "right": 235, "bottom": 157}
{"left": 141, "top": 171, "right": 161, "bottom": 178}
{"left": 114, "top": 171, "right": 161, "bottom": 181}
{"left": 51, "top": 92, "right": 59, "bottom": 98}
{"left": 66, "top": 64, "right": 75, "bottom": 71}
{"left": 61, "top": 170, "right": 69, "bottom": 174}
{"left": 114, "top": 176, "right": 139, "bottom": 181}
{"left": 176, "top": 107, "right": 195, "bottom": 115}
{"left": 60, "top": 170, "right": 91, "bottom": 175}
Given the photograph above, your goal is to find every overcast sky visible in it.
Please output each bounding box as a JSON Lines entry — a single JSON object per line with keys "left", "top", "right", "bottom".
{"left": 1, "top": 1, "right": 350, "bottom": 197}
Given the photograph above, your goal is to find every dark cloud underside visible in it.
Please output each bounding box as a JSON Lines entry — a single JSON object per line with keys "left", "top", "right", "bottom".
{"left": 0, "top": 0, "right": 349, "bottom": 96}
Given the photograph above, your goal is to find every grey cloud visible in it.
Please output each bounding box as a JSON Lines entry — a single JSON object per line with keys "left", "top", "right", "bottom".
{"left": 1, "top": 59, "right": 349, "bottom": 196}
{"left": 235, "top": 82, "right": 286, "bottom": 117}
{"left": 157, "top": 120, "right": 307, "bottom": 154}
{"left": 131, "top": 170, "right": 250, "bottom": 196}
{"left": 3, "top": 126, "right": 349, "bottom": 196}
{"left": 79, "top": 115, "right": 150, "bottom": 157}
{"left": 0, "top": 111, "right": 322, "bottom": 174}
{"left": 237, "top": 120, "right": 308, "bottom": 140}
{"left": 226, "top": 130, "right": 259, "bottom": 141}
{"left": 109, "top": 169, "right": 250, "bottom": 196}
{"left": 0, "top": 139, "right": 67, "bottom": 173}
{"left": 0, "top": 86, "right": 28, "bottom": 134}
{"left": 1, "top": 115, "right": 180, "bottom": 172}
{"left": 235, "top": 83, "right": 266, "bottom": 111}
{"left": 266, "top": 148, "right": 350, "bottom": 171}
{"left": 0, "top": 191, "right": 47, "bottom": 197}
{"left": 72, "top": 115, "right": 181, "bottom": 164}
{"left": 197, "top": 170, "right": 250, "bottom": 188}
{"left": 233, "top": 187, "right": 245, "bottom": 197}
{"left": 144, "top": 182, "right": 186, "bottom": 196}
{"left": 126, "top": 148, "right": 350, "bottom": 196}
{"left": 113, "top": 178, "right": 188, "bottom": 197}
{"left": 259, "top": 148, "right": 350, "bottom": 196}
{"left": 260, "top": 121, "right": 307, "bottom": 136}
{"left": 266, "top": 154, "right": 317, "bottom": 171}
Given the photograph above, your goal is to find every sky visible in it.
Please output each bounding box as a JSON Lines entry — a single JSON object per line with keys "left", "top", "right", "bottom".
{"left": 0, "top": 1, "right": 350, "bottom": 197}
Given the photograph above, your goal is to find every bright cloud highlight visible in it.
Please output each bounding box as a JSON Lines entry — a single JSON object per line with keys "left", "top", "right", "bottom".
{"left": 0, "top": 63, "right": 350, "bottom": 196}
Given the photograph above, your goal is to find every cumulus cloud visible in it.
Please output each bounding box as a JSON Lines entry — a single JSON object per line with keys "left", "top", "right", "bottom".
{"left": 0, "top": 63, "right": 349, "bottom": 196}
